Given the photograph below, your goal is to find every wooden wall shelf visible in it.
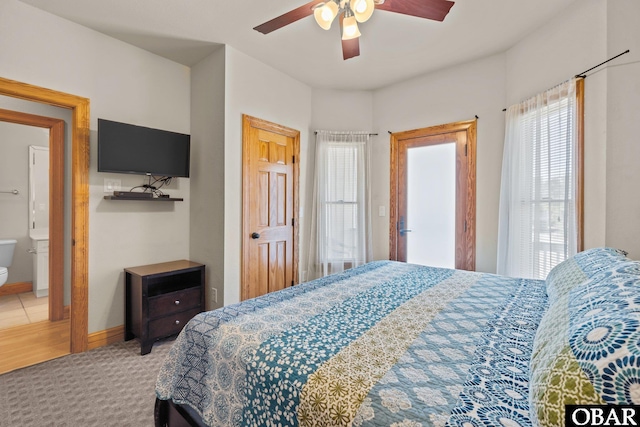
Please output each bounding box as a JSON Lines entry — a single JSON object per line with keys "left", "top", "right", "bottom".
{"left": 104, "top": 196, "right": 183, "bottom": 201}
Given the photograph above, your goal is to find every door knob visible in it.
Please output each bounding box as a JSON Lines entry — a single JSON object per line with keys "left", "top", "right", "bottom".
{"left": 251, "top": 232, "right": 260, "bottom": 239}
{"left": 398, "top": 216, "right": 412, "bottom": 236}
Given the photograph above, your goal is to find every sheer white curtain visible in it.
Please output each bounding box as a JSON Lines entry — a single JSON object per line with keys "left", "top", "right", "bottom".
{"left": 497, "top": 78, "right": 578, "bottom": 280}
{"left": 307, "top": 131, "right": 372, "bottom": 279}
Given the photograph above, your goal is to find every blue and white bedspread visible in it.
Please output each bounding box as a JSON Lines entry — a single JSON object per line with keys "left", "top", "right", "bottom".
{"left": 155, "top": 260, "right": 548, "bottom": 426}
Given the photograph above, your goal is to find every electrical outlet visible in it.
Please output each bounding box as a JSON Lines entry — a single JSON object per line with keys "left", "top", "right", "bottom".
{"left": 103, "top": 178, "right": 121, "bottom": 193}
{"left": 302, "top": 271, "right": 307, "bottom": 282}
{"left": 211, "top": 288, "right": 218, "bottom": 303}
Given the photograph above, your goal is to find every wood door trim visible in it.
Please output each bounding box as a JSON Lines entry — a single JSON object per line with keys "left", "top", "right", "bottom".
{"left": 0, "top": 77, "right": 90, "bottom": 353}
{"left": 0, "top": 108, "right": 65, "bottom": 321}
{"left": 241, "top": 115, "right": 300, "bottom": 300}
{"left": 389, "top": 119, "right": 477, "bottom": 270}
{"left": 576, "top": 78, "right": 584, "bottom": 252}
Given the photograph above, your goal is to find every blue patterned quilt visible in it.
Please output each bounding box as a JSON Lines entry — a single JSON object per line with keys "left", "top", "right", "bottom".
{"left": 155, "top": 261, "right": 548, "bottom": 426}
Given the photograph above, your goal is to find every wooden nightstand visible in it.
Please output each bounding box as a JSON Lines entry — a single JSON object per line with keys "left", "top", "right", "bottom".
{"left": 124, "top": 260, "right": 205, "bottom": 355}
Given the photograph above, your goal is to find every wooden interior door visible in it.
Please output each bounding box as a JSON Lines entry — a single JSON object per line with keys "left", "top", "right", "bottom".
{"left": 390, "top": 120, "right": 476, "bottom": 271}
{"left": 242, "top": 115, "right": 300, "bottom": 300}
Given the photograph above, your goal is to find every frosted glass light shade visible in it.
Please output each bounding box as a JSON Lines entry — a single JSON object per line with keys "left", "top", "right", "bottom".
{"left": 342, "top": 15, "right": 361, "bottom": 40}
{"left": 314, "top": 1, "right": 339, "bottom": 30}
{"left": 352, "top": 0, "right": 374, "bottom": 23}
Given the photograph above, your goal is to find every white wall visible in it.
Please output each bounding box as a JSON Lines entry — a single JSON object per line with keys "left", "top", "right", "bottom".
{"left": 190, "top": 46, "right": 226, "bottom": 309}
{"left": 311, "top": 89, "right": 374, "bottom": 131}
{"left": 372, "top": 53, "right": 507, "bottom": 273}
{"left": 506, "top": 0, "right": 608, "bottom": 251}
{"left": 0, "top": 121, "right": 48, "bottom": 283}
{"left": 0, "top": 0, "right": 191, "bottom": 333}
{"left": 223, "top": 47, "right": 312, "bottom": 304}
{"left": 605, "top": 0, "right": 640, "bottom": 260}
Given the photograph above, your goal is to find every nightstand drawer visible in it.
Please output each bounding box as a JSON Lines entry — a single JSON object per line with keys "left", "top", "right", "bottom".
{"left": 148, "top": 307, "right": 201, "bottom": 339}
{"left": 148, "top": 287, "right": 201, "bottom": 317}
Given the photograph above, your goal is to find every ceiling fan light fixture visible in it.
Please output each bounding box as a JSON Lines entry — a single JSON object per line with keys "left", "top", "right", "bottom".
{"left": 314, "top": 1, "right": 339, "bottom": 30}
{"left": 254, "top": 0, "right": 455, "bottom": 60}
{"left": 352, "top": 0, "right": 374, "bottom": 23}
{"left": 342, "top": 15, "right": 361, "bottom": 40}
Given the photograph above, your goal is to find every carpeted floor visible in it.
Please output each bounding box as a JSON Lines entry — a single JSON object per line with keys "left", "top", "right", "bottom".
{"left": 0, "top": 338, "right": 175, "bottom": 426}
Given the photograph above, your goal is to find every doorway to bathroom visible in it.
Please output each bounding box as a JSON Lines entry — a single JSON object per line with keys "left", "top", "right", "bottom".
{"left": 0, "top": 107, "right": 68, "bottom": 373}
{"left": 0, "top": 77, "right": 90, "bottom": 374}
{"left": 0, "top": 108, "right": 65, "bottom": 324}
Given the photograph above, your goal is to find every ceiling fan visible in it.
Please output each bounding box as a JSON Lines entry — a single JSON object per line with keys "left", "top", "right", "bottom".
{"left": 253, "top": 0, "right": 455, "bottom": 60}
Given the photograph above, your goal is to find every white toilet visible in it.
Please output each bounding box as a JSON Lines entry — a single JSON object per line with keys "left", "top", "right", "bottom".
{"left": 0, "top": 239, "right": 17, "bottom": 287}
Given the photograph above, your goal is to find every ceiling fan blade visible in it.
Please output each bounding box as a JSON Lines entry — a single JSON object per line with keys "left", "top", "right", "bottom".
{"left": 375, "top": 0, "right": 455, "bottom": 22}
{"left": 254, "top": 0, "right": 325, "bottom": 34}
{"left": 342, "top": 37, "right": 360, "bottom": 60}
{"left": 339, "top": 14, "right": 360, "bottom": 60}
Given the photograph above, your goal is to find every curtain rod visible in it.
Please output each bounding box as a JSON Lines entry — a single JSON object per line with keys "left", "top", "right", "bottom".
{"left": 576, "top": 49, "right": 630, "bottom": 78}
{"left": 314, "top": 131, "right": 378, "bottom": 136}
{"left": 502, "top": 49, "right": 630, "bottom": 111}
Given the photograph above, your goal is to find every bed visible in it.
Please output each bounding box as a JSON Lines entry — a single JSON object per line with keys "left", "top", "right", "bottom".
{"left": 155, "top": 247, "right": 640, "bottom": 426}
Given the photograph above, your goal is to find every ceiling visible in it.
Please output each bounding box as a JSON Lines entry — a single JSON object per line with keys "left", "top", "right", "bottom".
{"left": 20, "top": 0, "right": 578, "bottom": 91}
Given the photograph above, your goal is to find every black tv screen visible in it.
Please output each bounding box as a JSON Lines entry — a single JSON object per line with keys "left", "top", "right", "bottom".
{"left": 98, "top": 118, "right": 190, "bottom": 177}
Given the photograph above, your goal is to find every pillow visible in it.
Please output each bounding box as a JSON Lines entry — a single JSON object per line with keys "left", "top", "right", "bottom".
{"left": 568, "top": 261, "right": 640, "bottom": 404}
{"left": 530, "top": 258, "right": 639, "bottom": 427}
{"left": 529, "top": 288, "right": 603, "bottom": 426}
{"left": 545, "top": 247, "right": 628, "bottom": 302}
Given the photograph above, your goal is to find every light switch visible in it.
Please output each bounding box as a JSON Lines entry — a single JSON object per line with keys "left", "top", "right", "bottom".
{"left": 379, "top": 206, "right": 386, "bottom": 217}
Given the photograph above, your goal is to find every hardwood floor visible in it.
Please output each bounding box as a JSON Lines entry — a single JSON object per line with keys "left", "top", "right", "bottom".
{"left": 0, "top": 319, "right": 70, "bottom": 375}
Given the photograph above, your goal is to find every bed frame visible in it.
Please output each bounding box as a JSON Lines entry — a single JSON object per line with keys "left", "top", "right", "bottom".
{"left": 154, "top": 398, "right": 206, "bottom": 427}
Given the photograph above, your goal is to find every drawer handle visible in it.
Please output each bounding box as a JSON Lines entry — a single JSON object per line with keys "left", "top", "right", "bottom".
{"left": 175, "top": 320, "right": 180, "bottom": 325}
{"left": 174, "top": 300, "right": 180, "bottom": 305}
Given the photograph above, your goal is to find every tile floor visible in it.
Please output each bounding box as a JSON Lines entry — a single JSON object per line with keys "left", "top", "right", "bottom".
{"left": 0, "top": 292, "right": 48, "bottom": 328}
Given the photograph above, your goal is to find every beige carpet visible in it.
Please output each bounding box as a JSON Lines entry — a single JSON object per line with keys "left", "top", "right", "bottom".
{"left": 0, "top": 338, "right": 174, "bottom": 426}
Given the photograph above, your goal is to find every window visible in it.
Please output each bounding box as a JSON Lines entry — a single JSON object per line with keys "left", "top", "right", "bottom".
{"left": 497, "top": 78, "right": 584, "bottom": 280}
{"left": 324, "top": 144, "right": 360, "bottom": 262}
{"left": 307, "top": 131, "right": 372, "bottom": 279}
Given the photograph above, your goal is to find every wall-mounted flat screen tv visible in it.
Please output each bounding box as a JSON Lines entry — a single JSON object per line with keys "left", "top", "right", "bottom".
{"left": 98, "top": 118, "right": 190, "bottom": 178}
